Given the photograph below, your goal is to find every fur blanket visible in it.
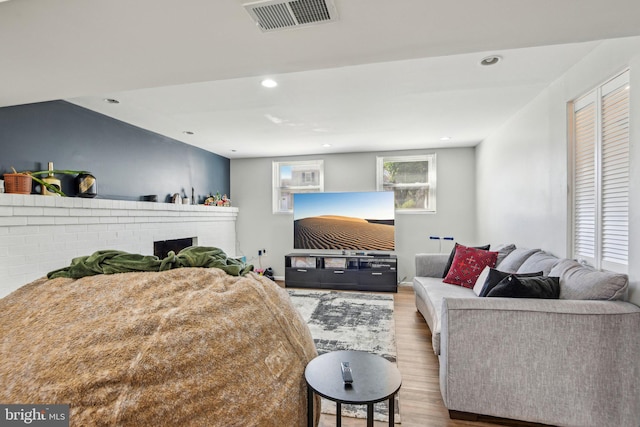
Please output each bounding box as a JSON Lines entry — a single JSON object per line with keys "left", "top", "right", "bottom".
{"left": 0, "top": 268, "right": 319, "bottom": 426}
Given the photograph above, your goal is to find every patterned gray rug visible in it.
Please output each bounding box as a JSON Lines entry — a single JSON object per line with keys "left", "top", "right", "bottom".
{"left": 287, "top": 289, "right": 400, "bottom": 423}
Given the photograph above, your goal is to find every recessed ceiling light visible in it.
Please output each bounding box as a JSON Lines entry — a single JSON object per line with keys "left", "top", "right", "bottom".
{"left": 440, "top": 136, "right": 451, "bottom": 141}
{"left": 480, "top": 55, "right": 502, "bottom": 66}
{"left": 104, "top": 98, "right": 120, "bottom": 104}
{"left": 322, "top": 143, "right": 332, "bottom": 147}
{"left": 261, "top": 78, "right": 278, "bottom": 88}
{"left": 183, "top": 131, "right": 194, "bottom": 135}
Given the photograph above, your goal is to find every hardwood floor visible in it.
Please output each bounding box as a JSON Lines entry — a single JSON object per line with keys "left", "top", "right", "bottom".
{"left": 304, "top": 285, "right": 508, "bottom": 427}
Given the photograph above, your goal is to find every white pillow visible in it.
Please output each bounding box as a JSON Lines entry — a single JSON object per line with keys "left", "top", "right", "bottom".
{"left": 473, "top": 266, "right": 491, "bottom": 296}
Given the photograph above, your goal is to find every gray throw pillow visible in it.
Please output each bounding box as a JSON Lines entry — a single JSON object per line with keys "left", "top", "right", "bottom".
{"left": 550, "top": 259, "right": 628, "bottom": 301}
{"left": 517, "top": 251, "right": 560, "bottom": 276}
{"left": 494, "top": 243, "right": 517, "bottom": 268}
{"left": 497, "top": 248, "right": 541, "bottom": 273}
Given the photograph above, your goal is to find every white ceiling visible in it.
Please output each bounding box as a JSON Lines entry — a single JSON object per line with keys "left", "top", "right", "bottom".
{"left": 2, "top": 0, "right": 640, "bottom": 159}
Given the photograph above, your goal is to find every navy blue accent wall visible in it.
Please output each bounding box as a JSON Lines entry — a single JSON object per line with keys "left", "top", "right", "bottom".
{"left": 0, "top": 101, "right": 230, "bottom": 202}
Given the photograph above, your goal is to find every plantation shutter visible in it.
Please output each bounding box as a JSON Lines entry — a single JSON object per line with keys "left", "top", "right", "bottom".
{"left": 600, "top": 75, "right": 630, "bottom": 270}
{"left": 571, "top": 70, "right": 629, "bottom": 273}
{"left": 573, "top": 96, "right": 597, "bottom": 265}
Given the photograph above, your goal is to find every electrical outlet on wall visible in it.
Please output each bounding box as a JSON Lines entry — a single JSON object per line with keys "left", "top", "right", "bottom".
{"left": 258, "top": 249, "right": 267, "bottom": 256}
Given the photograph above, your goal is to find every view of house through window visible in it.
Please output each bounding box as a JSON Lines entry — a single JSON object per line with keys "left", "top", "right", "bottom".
{"left": 570, "top": 69, "right": 630, "bottom": 273}
{"left": 376, "top": 154, "right": 436, "bottom": 212}
{"left": 272, "top": 160, "right": 324, "bottom": 213}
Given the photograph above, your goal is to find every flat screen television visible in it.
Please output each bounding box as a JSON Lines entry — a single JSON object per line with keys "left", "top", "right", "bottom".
{"left": 293, "top": 191, "right": 395, "bottom": 251}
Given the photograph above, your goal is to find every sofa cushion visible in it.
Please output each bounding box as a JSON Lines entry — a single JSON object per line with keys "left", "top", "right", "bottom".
{"left": 486, "top": 275, "right": 560, "bottom": 299}
{"left": 413, "top": 276, "right": 475, "bottom": 354}
{"left": 550, "top": 259, "right": 629, "bottom": 301}
{"left": 416, "top": 253, "right": 450, "bottom": 278}
{"left": 478, "top": 268, "right": 544, "bottom": 297}
{"left": 517, "top": 251, "right": 560, "bottom": 275}
{"left": 442, "top": 242, "right": 490, "bottom": 278}
{"left": 497, "top": 248, "right": 541, "bottom": 273}
{"left": 443, "top": 245, "right": 498, "bottom": 288}
{"left": 494, "top": 243, "right": 517, "bottom": 268}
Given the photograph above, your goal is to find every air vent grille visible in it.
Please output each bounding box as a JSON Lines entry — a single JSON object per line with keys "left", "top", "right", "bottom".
{"left": 244, "top": 0, "right": 337, "bottom": 32}
{"left": 253, "top": 3, "right": 296, "bottom": 30}
{"left": 290, "top": 0, "right": 330, "bottom": 24}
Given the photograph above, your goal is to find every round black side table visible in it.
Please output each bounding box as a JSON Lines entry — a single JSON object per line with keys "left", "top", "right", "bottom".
{"left": 305, "top": 350, "right": 402, "bottom": 427}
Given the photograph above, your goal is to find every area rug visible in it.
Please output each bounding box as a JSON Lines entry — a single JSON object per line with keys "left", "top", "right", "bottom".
{"left": 287, "top": 289, "right": 400, "bottom": 423}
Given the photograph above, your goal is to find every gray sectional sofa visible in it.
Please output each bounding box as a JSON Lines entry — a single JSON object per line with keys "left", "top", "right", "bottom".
{"left": 413, "top": 246, "right": 640, "bottom": 427}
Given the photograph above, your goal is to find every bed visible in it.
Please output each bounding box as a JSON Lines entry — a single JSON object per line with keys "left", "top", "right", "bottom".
{"left": 0, "top": 252, "right": 320, "bottom": 426}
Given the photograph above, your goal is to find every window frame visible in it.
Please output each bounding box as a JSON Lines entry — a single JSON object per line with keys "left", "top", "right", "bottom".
{"left": 568, "top": 69, "right": 630, "bottom": 273}
{"left": 375, "top": 154, "right": 436, "bottom": 213}
{"left": 272, "top": 159, "right": 324, "bottom": 214}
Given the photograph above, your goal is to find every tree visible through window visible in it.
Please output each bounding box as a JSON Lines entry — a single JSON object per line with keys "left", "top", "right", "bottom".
{"left": 376, "top": 155, "right": 436, "bottom": 212}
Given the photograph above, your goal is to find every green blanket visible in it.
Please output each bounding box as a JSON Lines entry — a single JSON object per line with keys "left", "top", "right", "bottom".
{"left": 47, "top": 246, "right": 253, "bottom": 279}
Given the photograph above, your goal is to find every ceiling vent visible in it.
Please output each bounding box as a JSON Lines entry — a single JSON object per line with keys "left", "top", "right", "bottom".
{"left": 243, "top": 0, "right": 338, "bottom": 32}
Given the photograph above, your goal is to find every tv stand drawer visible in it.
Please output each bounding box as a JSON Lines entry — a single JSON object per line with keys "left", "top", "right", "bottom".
{"left": 285, "top": 267, "right": 321, "bottom": 287}
{"left": 319, "top": 269, "right": 358, "bottom": 286}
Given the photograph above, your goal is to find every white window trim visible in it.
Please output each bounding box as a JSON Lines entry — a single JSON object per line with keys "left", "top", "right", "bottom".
{"left": 272, "top": 160, "right": 324, "bottom": 214}
{"left": 376, "top": 154, "right": 436, "bottom": 213}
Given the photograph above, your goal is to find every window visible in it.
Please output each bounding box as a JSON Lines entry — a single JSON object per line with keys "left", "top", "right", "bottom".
{"left": 570, "top": 70, "right": 630, "bottom": 273}
{"left": 376, "top": 154, "right": 436, "bottom": 212}
{"left": 302, "top": 171, "right": 316, "bottom": 183}
{"left": 272, "top": 160, "right": 324, "bottom": 213}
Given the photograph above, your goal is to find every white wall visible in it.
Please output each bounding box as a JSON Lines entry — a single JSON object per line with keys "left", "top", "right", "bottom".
{"left": 476, "top": 36, "right": 640, "bottom": 305}
{"left": 231, "top": 148, "right": 477, "bottom": 284}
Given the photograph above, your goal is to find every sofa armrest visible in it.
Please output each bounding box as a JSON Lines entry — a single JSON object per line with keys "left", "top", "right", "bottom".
{"left": 439, "top": 297, "right": 640, "bottom": 427}
{"left": 415, "top": 253, "right": 449, "bottom": 278}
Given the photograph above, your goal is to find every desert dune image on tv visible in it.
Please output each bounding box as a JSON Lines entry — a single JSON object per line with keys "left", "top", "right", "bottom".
{"left": 293, "top": 191, "right": 395, "bottom": 251}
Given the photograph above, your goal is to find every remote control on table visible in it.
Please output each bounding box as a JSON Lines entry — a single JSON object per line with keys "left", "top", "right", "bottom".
{"left": 341, "top": 362, "right": 353, "bottom": 384}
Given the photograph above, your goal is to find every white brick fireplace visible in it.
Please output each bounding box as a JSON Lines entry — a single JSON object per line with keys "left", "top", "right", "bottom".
{"left": 0, "top": 194, "right": 238, "bottom": 297}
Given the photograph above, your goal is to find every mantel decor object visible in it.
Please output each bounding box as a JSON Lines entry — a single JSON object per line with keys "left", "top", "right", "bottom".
{"left": 76, "top": 172, "right": 97, "bottom": 198}
{"left": 3, "top": 172, "right": 33, "bottom": 194}
{"left": 41, "top": 161, "right": 62, "bottom": 196}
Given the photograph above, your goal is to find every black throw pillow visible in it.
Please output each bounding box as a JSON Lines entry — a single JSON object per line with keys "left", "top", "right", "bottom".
{"left": 442, "top": 243, "right": 490, "bottom": 278}
{"left": 478, "top": 268, "right": 543, "bottom": 297}
{"left": 486, "top": 275, "right": 560, "bottom": 299}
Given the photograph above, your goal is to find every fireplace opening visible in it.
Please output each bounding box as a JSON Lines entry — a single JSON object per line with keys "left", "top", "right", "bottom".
{"left": 154, "top": 237, "right": 197, "bottom": 258}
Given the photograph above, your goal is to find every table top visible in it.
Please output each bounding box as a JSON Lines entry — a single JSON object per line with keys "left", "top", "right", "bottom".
{"left": 304, "top": 350, "right": 402, "bottom": 405}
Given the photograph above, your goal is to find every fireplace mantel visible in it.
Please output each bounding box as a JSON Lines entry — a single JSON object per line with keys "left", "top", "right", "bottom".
{"left": 0, "top": 194, "right": 238, "bottom": 297}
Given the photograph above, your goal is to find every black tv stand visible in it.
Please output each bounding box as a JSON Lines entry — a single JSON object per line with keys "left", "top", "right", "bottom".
{"left": 284, "top": 253, "right": 397, "bottom": 292}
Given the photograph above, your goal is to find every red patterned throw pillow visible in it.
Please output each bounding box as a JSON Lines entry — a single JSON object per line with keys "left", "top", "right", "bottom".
{"left": 443, "top": 244, "right": 499, "bottom": 288}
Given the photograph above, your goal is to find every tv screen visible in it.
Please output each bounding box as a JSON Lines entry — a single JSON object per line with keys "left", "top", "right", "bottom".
{"left": 293, "top": 191, "right": 395, "bottom": 251}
